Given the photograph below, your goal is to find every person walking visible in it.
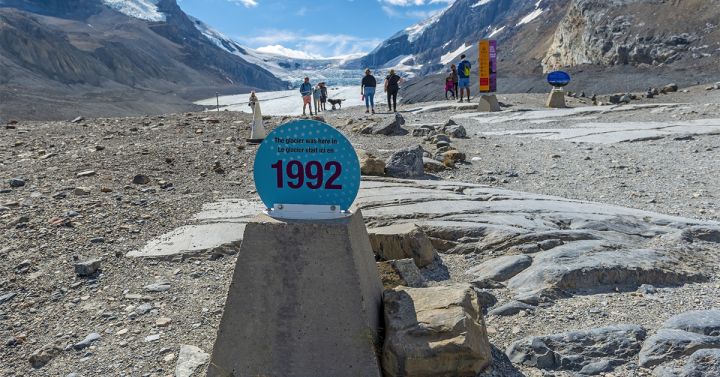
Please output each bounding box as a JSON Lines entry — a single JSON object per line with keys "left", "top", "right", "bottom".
{"left": 248, "top": 90, "right": 257, "bottom": 114}
{"left": 450, "top": 65, "right": 459, "bottom": 97}
{"left": 300, "top": 77, "right": 313, "bottom": 116}
{"left": 319, "top": 82, "right": 328, "bottom": 111}
{"left": 457, "top": 55, "right": 471, "bottom": 103}
{"left": 312, "top": 84, "right": 322, "bottom": 114}
{"left": 384, "top": 69, "right": 403, "bottom": 112}
{"left": 361, "top": 68, "right": 377, "bottom": 114}
{"left": 445, "top": 76, "right": 455, "bottom": 100}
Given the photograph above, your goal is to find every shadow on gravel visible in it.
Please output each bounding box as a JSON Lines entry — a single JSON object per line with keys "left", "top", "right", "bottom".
{"left": 488, "top": 343, "right": 527, "bottom": 376}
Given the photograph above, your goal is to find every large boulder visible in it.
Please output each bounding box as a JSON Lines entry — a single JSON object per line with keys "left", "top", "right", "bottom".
{"left": 369, "top": 113, "right": 405, "bottom": 135}
{"left": 368, "top": 223, "right": 436, "bottom": 267}
{"left": 381, "top": 285, "right": 492, "bottom": 377}
{"left": 357, "top": 149, "right": 386, "bottom": 175}
{"left": 440, "top": 120, "right": 467, "bottom": 138}
{"left": 638, "top": 329, "right": 720, "bottom": 368}
{"left": 662, "top": 310, "right": 720, "bottom": 336}
{"left": 653, "top": 348, "right": 720, "bottom": 377}
{"left": 385, "top": 145, "right": 424, "bottom": 178}
{"left": 467, "top": 254, "right": 532, "bottom": 282}
{"left": 506, "top": 325, "right": 646, "bottom": 374}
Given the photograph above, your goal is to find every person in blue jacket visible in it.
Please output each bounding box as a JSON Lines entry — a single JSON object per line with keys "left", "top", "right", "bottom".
{"left": 300, "top": 77, "right": 313, "bottom": 116}
{"left": 457, "top": 54, "right": 471, "bottom": 103}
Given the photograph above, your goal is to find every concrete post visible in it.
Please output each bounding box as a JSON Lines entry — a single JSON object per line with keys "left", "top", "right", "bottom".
{"left": 546, "top": 88, "right": 567, "bottom": 108}
{"left": 207, "top": 210, "right": 384, "bottom": 377}
{"left": 477, "top": 94, "right": 501, "bottom": 112}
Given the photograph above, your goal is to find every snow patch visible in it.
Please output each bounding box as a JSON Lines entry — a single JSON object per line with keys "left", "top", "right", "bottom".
{"left": 517, "top": 8, "right": 544, "bottom": 26}
{"left": 488, "top": 26, "right": 505, "bottom": 38}
{"left": 100, "top": 0, "right": 165, "bottom": 22}
{"left": 472, "top": 0, "right": 493, "bottom": 8}
{"left": 441, "top": 44, "right": 469, "bottom": 65}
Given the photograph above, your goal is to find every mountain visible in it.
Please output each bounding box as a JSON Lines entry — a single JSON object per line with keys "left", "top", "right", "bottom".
{"left": 363, "top": 0, "right": 719, "bottom": 102}
{"left": 0, "top": 0, "right": 286, "bottom": 122}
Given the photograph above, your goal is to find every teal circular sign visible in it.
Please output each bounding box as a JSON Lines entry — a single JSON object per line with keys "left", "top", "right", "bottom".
{"left": 254, "top": 120, "right": 360, "bottom": 210}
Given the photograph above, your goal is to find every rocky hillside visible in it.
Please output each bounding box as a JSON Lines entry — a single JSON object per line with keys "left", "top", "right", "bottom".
{"left": 363, "top": 0, "right": 719, "bottom": 82}
{"left": 0, "top": 0, "right": 285, "bottom": 122}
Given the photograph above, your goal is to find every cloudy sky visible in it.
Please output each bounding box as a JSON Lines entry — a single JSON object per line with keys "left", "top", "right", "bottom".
{"left": 177, "top": 0, "right": 454, "bottom": 58}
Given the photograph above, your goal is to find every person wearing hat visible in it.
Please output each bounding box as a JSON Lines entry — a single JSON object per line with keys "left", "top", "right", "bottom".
{"left": 384, "top": 69, "right": 403, "bottom": 112}
{"left": 299, "top": 76, "right": 313, "bottom": 116}
{"left": 361, "top": 68, "right": 377, "bottom": 114}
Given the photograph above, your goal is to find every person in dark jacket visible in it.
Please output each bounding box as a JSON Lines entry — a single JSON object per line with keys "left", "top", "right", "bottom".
{"left": 450, "top": 65, "right": 459, "bottom": 96}
{"left": 361, "top": 68, "right": 377, "bottom": 114}
{"left": 319, "top": 82, "right": 328, "bottom": 111}
{"left": 384, "top": 69, "right": 403, "bottom": 112}
{"left": 299, "top": 76, "right": 313, "bottom": 116}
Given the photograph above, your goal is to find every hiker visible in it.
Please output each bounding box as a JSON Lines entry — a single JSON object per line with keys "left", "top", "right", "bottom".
{"left": 300, "top": 77, "right": 313, "bottom": 116}
{"left": 450, "top": 65, "right": 459, "bottom": 96}
{"left": 319, "top": 82, "right": 328, "bottom": 111}
{"left": 384, "top": 69, "right": 403, "bottom": 112}
{"left": 361, "top": 68, "right": 377, "bottom": 114}
{"left": 313, "top": 84, "right": 322, "bottom": 113}
{"left": 248, "top": 90, "right": 257, "bottom": 113}
{"left": 445, "top": 76, "right": 455, "bottom": 100}
{"left": 457, "top": 54, "right": 471, "bottom": 103}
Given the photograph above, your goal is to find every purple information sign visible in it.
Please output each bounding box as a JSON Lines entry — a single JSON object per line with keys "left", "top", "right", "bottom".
{"left": 489, "top": 40, "right": 497, "bottom": 92}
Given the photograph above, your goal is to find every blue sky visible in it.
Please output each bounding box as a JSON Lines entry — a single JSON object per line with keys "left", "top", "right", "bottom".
{"left": 177, "top": 0, "right": 454, "bottom": 58}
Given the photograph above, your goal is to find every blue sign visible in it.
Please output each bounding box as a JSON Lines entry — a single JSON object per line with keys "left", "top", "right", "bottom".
{"left": 547, "top": 71, "right": 571, "bottom": 87}
{"left": 254, "top": 120, "right": 360, "bottom": 211}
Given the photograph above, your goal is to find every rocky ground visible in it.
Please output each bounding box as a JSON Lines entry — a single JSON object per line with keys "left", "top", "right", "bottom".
{"left": 1, "top": 82, "right": 720, "bottom": 377}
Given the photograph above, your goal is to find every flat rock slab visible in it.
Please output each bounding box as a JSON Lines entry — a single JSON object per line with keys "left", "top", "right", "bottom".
{"left": 131, "top": 179, "right": 719, "bottom": 300}
{"left": 639, "top": 329, "right": 720, "bottom": 368}
{"left": 653, "top": 348, "right": 720, "bottom": 377}
{"left": 506, "top": 324, "right": 647, "bottom": 373}
{"left": 662, "top": 310, "right": 720, "bottom": 336}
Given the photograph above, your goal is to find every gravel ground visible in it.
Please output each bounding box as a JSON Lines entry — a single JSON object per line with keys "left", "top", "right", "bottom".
{"left": 1, "top": 84, "right": 719, "bottom": 377}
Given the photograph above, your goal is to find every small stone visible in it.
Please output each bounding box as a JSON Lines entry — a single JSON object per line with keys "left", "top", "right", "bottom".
{"left": 74, "top": 333, "right": 101, "bottom": 350}
{"left": 136, "top": 303, "right": 153, "bottom": 315}
{"left": 156, "top": 318, "right": 172, "bottom": 327}
{"left": 116, "top": 329, "right": 128, "bottom": 335}
{"left": 74, "top": 187, "right": 91, "bottom": 196}
{"left": 144, "top": 283, "right": 171, "bottom": 292}
{"left": 89, "top": 237, "right": 105, "bottom": 244}
{"left": 9, "top": 178, "right": 25, "bottom": 188}
{"left": 164, "top": 353, "right": 175, "bottom": 362}
{"left": 74, "top": 259, "right": 101, "bottom": 276}
{"left": 132, "top": 175, "right": 151, "bottom": 185}
{"left": 145, "top": 334, "right": 161, "bottom": 342}
{"left": 100, "top": 187, "right": 113, "bottom": 193}
{"left": 76, "top": 171, "right": 96, "bottom": 178}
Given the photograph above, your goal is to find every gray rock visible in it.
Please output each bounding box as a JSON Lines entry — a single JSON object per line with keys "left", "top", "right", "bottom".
{"left": 367, "top": 223, "right": 437, "bottom": 268}
{"left": 470, "top": 279, "right": 505, "bottom": 289}
{"left": 76, "top": 171, "right": 96, "bottom": 178}
{"left": 175, "top": 345, "right": 209, "bottom": 377}
{"left": 428, "top": 134, "right": 451, "bottom": 144}
{"left": 136, "top": 303, "right": 153, "bottom": 315}
{"left": 387, "top": 259, "right": 426, "bottom": 288}
{"left": 715, "top": 82, "right": 720, "bottom": 90}
{"left": 73, "top": 333, "right": 101, "bottom": 350}
{"left": 653, "top": 348, "right": 720, "bottom": 377}
{"left": 639, "top": 284, "right": 657, "bottom": 294}
{"left": 488, "top": 301, "right": 534, "bottom": 316}
{"left": 441, "top": 120, "right": 467, "bottom": 138}
{"left": 9, "top": 178, "right": 25, "bottom": 188}
{"left": 74, "top": 259, "right": 101, "bottom": 276}
{"left": 466, "top": 254, "right": 532, "bottom": 282}
{"left": 385, "top": 145, "right": 424, "bottom": 178}
{"left": 411, "top": 128, "right": 431, "bottom": 137}
{"left": 638, "top": 329, "right": 720, "bottom": 367}
{"left": 144, "top": 283, "right": 171, "bottom": 292}
{"left": 89, "top": 237, "right": 104, "bottom": 244}
{"left": 662, "top": 310, "right": 720, "bottom": 336}
{"left": 28, "top": 339, "right": 65, "bottom": 367}
{"left": 0, "top": 292, "right": 17, "bottom": 305}
{"left": 506, "top": 325, "right": 646, "bottom": 373}
{"left": 371, "top": 113, "right": 405, "bottom": 135}
{"left": 132, "top": 174, "right": 151, "bottom": 185}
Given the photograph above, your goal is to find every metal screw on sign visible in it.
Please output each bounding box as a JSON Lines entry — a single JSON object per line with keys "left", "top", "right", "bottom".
{"left": 330, "top": 206, "right": 336, "bottom": 211}
{"left": 278, "top": 204, "right": 284, "bottom": 210}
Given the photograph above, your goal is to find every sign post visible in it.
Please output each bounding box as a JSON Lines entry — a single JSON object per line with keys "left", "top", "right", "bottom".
{"left": 208, "top": 120, "right": 383, "bottom": 377}
{"left": 478, "top": 40, "right": 500, "bottom": 112}
{"left": 546, "top": 70, "right": 570, "bottom": 108}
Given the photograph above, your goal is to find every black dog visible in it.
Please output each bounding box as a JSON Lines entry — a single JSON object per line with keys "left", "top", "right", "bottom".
{"left": 328, "top": 99, "right": 345, "bottom": 110}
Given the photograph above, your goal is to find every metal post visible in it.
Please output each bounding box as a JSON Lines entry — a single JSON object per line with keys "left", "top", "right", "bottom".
{"left": 216, "top": 92, "right": 220, "bottom": 112}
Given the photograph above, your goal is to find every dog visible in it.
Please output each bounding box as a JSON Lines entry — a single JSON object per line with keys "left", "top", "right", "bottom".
{"left": 328, "top": 99, "right": 345, "bottom": 110}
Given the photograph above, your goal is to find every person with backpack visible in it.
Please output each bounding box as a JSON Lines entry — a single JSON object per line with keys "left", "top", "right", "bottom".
{"left": 457, "top": 54, "right": 471, "bottom": 103}
{"left": 361, "top": 68, "right": 377, "bottom": 114}
{"left": 445, "top": 76, "right": 455, "bottom": 100}
{"left": 384, "top": 69, "right": 403, "bottom": 112}
{"left": 451, "top": 65, "right": 459, "bottom": 96}
{"left": 312, "top": 84, "right": 322, "bottom": 114}
{"left": 299, "top": 76, "right": 313, "bottom": 116}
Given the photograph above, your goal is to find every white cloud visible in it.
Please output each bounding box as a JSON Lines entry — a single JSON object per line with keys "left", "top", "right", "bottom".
{"left": 296, "top": 7, "right": 306, "bottom": 16}
{"left": 229, "top": 0, "right": 257, "bottom": 8}
{"left": 257, "top": 45, "right": 323, "bottom": 59}
{"left": 382, "top": 5, "right": 444, "bottom": 18}
{"left": 239, "top": 29, "right": 382, "bottom": 58}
